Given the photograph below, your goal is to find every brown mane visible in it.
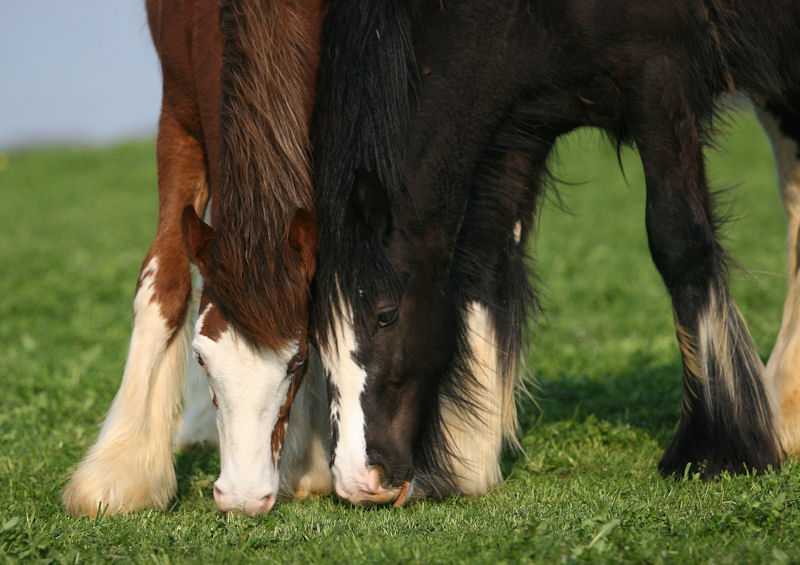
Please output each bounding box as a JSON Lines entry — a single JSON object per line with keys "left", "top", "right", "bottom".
{"left": 208, "top": 0, "right": 321, "bottom": 349}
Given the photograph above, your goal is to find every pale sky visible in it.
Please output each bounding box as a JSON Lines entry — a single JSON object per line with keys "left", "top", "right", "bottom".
{"left": 0, "top": 1, "right": 162, "bottom": 148}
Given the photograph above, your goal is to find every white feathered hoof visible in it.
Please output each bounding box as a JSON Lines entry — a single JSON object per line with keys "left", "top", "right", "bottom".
{"left": 62, "top": 442, "right": 177, "bottom": 517}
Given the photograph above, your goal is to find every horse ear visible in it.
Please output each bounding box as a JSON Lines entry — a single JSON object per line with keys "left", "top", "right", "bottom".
{"left": 181, "top": 205, "right": 214, "bottom": 273}
{"left": 353, "top": 168, "right": 392, "bottom": 238}
{"left": 288, "top": 208, "right": 318, "bottom": 281}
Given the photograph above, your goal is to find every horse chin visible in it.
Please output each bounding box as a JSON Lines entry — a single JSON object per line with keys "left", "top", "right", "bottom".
{"left": 336, "top": 479, "right": 415, "bottom": 507}
{"left": 342, "top": 486, "right": 403, "bottom": 507}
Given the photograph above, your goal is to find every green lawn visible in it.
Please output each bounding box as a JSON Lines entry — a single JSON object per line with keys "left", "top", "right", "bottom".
{"left": 3, "top": 109, "right": 800, "bottom": 563}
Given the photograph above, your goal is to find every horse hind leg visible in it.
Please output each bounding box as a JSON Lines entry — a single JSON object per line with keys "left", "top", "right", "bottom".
{"left": 278, "top": 348, "right": 333, "bottom": 500}
{"left": 636, "top": 60, "right": 781, "bottom": 478}
{"left": 174, "top": 350, "right": 218, "bottom": 448}
{"left": 757, "top": 101, "right": 800, "bottom": 455}
{"left": 174, "top": 244, "right": 218, "bottom": 448}
{"left": 62, "top": 106, "right": 207, "bottom": 517}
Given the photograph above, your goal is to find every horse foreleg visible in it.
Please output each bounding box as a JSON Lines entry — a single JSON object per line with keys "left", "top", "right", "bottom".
{"left": 63, "top": 106, "right": 208, "bottom": 516}
{"left": 636, "top": 61, "right": 781, "bottom": 478}
{"left": 758, "top": 102, "right": 800, "bottom": 455}
{"left": 439, "top": 139, "right": 549, "bottom": 495}
{"left": 437, "top": 303, "right": 506, "bottom": 495}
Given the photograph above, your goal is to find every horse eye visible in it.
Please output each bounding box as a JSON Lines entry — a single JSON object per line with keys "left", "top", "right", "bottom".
{"left": 377, "top": 307, "right": 399, "bottom": 328}
{"left": 195, "top": 353, "right": 206, "bottom": 369}
{"left": 288, "top": 354, "right": 306, "bottom": 374}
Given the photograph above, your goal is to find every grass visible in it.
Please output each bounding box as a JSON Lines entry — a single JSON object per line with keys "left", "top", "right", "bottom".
{"left": 2, "top": 109, "right": 800, "bottom": 563}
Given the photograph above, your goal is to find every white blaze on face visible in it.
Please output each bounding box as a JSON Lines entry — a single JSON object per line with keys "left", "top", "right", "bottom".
{"left": 192, "top": 303, "right": 297, "bottom": 516}
{"left": 320, "top": 304, "right": 373, "bottom": 501}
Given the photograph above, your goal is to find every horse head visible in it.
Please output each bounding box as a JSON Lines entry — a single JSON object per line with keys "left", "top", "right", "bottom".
{"left": 317, "top": 171, "right": 459, "bottom": 506}
{"left": 182, "top": 205, "right": 318, "bottom": 515}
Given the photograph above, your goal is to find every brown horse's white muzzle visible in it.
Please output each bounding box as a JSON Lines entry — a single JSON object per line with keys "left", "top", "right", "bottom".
{"left": 213, "top": 481, "right": 276, "bottom": 516}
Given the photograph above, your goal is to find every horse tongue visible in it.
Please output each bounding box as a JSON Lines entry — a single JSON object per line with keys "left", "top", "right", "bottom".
{"left": 393, "top": 481, "right": 412, "bottom": 507}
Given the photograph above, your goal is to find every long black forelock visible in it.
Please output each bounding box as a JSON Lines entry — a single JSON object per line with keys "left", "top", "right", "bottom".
{"left": 311, "top": 0, "right": 417, "bottom": 347}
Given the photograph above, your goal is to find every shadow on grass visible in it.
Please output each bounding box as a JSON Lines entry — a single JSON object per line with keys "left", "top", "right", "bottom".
{"left": 502, "top": 352, "right": 685, "bottom": 475}
{"left": 525, "top": 359, "right": 682, "bottom": 431}
{"left": 172, "top": 444, "right": 220, "bottom": 510}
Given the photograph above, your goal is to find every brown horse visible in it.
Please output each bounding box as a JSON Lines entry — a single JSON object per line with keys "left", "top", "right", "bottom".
{"left": 62, "top": 0, "right": 329, "bottom": 517}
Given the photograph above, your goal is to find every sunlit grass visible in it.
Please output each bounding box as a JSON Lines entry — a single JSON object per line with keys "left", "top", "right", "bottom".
{"left": 2, "top": 110, "right": 799, "bottom": 563}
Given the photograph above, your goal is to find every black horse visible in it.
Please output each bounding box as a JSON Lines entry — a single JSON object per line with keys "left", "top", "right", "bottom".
{"left": 312, "top": 0, "right": 800, "bottom": 505}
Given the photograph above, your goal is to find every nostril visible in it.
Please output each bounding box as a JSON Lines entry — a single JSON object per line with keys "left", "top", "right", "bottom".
{"left": 367, "top": 451, "right": 392, "bottom": 482}
{"left": 212, "top": 485, "right": 226, "bottom": 512}
{"left": 364, "top": 465, "right": 386, "bottom": 493}
{"left": 248, "top": 493, "right": 276, "bottom": 516}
